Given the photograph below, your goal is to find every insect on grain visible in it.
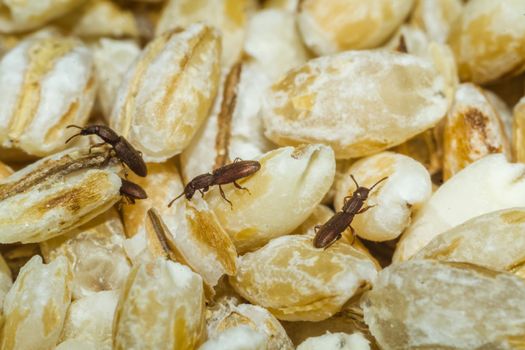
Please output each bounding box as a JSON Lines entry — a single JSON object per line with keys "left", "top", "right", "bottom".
{"left": 168, "top": 158, "right": 261, "bottom": 208}
{"left": 65, "top": 124, "right": 148, "bottom": 177}
{"left": 120, "top": 178, "right": 148, "bottom": 204}
{"left": 313, "top": 175, "right": 388, "bottom": 249}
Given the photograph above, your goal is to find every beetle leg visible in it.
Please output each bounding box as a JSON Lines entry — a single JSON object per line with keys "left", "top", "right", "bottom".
{"left": 88, "top": 142, "right": 107, "bottom": 154}
{"left": 199, "top": 189, "right": 205, "bottom": 197}
{"left": 122, "top": 195, "right": 134, "bottom": 205}
{"left": 233, "top": 157, "right": 243, "bottom": 163}
{"left": 102, "top": 147, "right": 119, "bottom": 166}
{"left": 219, "top": 185, "right": 233, "bottom": 209}
{"left": 100, "top": 149, "right": 115, "bottom": 169}
{"left": 120, "top": 160, "right": 129, "bottom": 179}
{"left": 357, "top": 205, "right": 376, "bottom": 214}
{"left": 233, "top": 181, "right": 251, "bottom": 194}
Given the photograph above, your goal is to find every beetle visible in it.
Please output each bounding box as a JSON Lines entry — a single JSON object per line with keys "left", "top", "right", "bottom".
{"left": 168, "top": 158, "right": 261, "bottom": 208}
{"left": 65, "top": 124, "right": 147, "bottom": 177}
{"left": 313, "top": 175, "right": 388, "bottom": 249}
{"left": 120, "top": 178, "right": 148, "bottom": 204}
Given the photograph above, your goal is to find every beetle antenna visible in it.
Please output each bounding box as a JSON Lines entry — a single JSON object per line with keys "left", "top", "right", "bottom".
{"left": 65, "top": 133, "right": 81, "bottom": 144}
{"left": 66, "top": 124, "right": 83, "bottom": 130}
{"left": 167, "top": 192, "right": 185, "bottom": 208}
{"left": 350, "top": 174, "right": 359, "bottom": 188}
{"left": 370, "top": 176, "right": 388, "bottom": 191}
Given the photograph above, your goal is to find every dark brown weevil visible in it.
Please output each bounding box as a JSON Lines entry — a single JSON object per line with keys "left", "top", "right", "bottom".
{"left": 168, "top": 158, "right": 261, "bottom": 208}
{"left": 65, "top": 125, "right": 147, "bottom": 177}
{"left": 313, "top": 175, "right": 388, "bottom": 249}
{"left": 120, "top": 178, "right": 148, "bottom": 204}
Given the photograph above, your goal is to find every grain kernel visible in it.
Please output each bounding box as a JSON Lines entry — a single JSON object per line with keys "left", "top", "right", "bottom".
{"left": 230, "top": 234, "right": 378, "bottom": 321}
{"left": 0, "top": 149, "right": 123, "bottom": 244}
{"left": 410, "top": 0, "right": 463, "bottom": 43}
{"left": 40, "top": 209, "right": 130, "bottom": 300}
{"left": 156, "top": 0, "right": 257, "bottom": 69}
{"left": 112, "top": 258, "right": 206, "bottom": 349}
{"left": 207, "top": 144, "right": 335, "bottom": 253}
{"left": 207, "top": 302, "right": 293, "bottom": 350}
{"left": 0, "top": 35, "right": 96, "bottom": 157}
{"left": 443, "top": 83, "right": 510, "bottom": 179}
{"left": 121, "top": 162, "right": 237, "bottom": 288}
{"left": 335, "top": 152, "right": 432, "bottom": 242}
{"left": 146, "top": 202, "right": 238, "bottom": 289}
{"left": 244, "top": 9, "right": 310, "bottom": 82}
{"left": 1, "top": 255, "right": 72, "bottom": 350}
{"left": 91, "top": 39, "right": 141, "bottom": 119}
{"left": 0, "top": 0, "right": 86, "bottom": 33}
{"left": 110, "top": 24, "right": 221, "bottom": 162}
{"left": 395, "top": 154, "right": 525, "bottom": 261}
{"left": 413, "top": 208, "right": 525, "bottom": 278}
{"left": 57, "top": 0, "right": 140, "bottom": 39}
{"left": 59, "top": 291, "right": 119, "bottom": 350}
{"left": 298, "top": 0, "right": 414, "bottom": 55}
{"left": 448, "top": 0, "right": 525, "bottom": 84}
{"left": 262, "top": 50, "right": 450, "bottom": 159}
{"left": 362, "top": 260, "right": 525, "bottom": 349}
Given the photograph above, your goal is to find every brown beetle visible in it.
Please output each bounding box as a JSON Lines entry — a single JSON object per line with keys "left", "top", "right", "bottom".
{"left": 168, "top": 158, "right": 261, "bottom": 208}
{"left": 120, "top": 178, "right": 148, "bottom": 204}
{"left": 66, "top": 125, "right": 147, "bottom": 177}
{"left": 313, "top": 175, "right": 387, "bottom": 249}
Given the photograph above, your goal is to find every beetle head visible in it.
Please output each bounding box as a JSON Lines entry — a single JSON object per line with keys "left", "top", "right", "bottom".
{"left": 350, "top": 174, "right": 388, "bottom": 200}
{"left": 185, "top": 184, "right": 196, "bottom": 200}
{"left": 353, "top": 186, "right": 372, "bottom": 200}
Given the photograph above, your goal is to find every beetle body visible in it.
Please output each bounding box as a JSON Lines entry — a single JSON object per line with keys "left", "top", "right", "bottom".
{"left": 113, "top": 136, "right": 148, "bottom": 177}
{"left": 212, "top": 160, "right": 261, "bottom": 185}
{"left": 313, "top": 175, "right": 388, "bottom": 249}
{"left": 120, "top": 178, "right": 148, "bottom": 204}
{"left": 66, "top": 124, "right": 147, "bottom": 177}
{"left": 168, "top": 159, "right": 261, "bottom": 207}
{"left": 313, "top": 211, "right": 356, "bottom": 248}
